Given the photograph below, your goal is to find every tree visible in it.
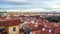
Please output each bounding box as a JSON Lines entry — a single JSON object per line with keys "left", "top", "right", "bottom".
{"left": 45, "top": 16, "right": 60, "bottom": 23}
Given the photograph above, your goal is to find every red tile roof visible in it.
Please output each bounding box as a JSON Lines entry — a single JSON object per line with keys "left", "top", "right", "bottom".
{"left": 0, "top": 19, "right": 21, "bottom": 26}
{"left": 0, "top": 16, "right": 7, "bottom": 21}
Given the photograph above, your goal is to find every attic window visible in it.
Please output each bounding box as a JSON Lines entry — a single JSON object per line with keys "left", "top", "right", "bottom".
{"left": 13, "top": 27, "right": 16, "bottom": 32}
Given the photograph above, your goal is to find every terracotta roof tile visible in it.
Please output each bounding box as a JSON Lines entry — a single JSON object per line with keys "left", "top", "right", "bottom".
{"left": 0, "top": 19, "right": 21, "bottom": 26}
{"left": 0, "top": 16, "right": 7, "bottom": 21}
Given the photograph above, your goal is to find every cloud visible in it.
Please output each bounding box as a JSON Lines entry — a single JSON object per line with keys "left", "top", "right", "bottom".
{"left": 0, "top": 0, "right": 60, "bottom": 12}
{"left": 0, "top": 5, "right": 33, "bottom": 10}
{"left": 0, "top": 0, "right": 30, "bottom": 5}
{"left": 41, "top": 1, "right": 60, "bottom": 12}
{"left": 4, "top": 0, "right": 30, "bottom": 2}
{"left": 24, "top": 8, "right": 45, "bottom": 11}
{"left": 5, "top": 8, "right": 47, "bottom": 12}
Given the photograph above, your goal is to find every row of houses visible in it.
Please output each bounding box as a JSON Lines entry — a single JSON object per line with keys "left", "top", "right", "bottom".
{"left": 22, "top": 20, "right": 60, "bottom": 34}
{"left": 1, "top": 12, "right": 60, "bottom": 18}
{"left": 0, "top": 14, "right": 60, "bottom": 34}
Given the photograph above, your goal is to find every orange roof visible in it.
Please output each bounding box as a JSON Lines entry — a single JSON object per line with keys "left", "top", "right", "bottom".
{"left": 0, "top": 16, "right": 7, "bottom": 21}
{"left": 0, "top": 19, "right": 21, "bottom": 26}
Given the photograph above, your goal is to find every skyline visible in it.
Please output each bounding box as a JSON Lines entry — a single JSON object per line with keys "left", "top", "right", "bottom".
{"left": 0, "top": 0, "right": 60, "bottom": 12}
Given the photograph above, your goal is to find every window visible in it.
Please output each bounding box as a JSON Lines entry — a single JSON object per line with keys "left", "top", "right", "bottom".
{"left": 13, "top": 27, "right": 16, "bottom": 32}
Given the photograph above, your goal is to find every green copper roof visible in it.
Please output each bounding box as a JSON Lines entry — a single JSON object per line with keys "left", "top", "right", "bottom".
{"left": 2, "top": 10, "right": 7, "bottom": 16}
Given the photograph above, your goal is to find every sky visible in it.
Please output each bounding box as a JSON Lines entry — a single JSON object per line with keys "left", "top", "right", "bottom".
{"left": 0, "top": 0, "right": 60, "bottom": 12}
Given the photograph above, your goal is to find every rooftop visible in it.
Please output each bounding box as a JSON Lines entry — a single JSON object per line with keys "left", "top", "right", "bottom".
{"left": 0, "top": 19, "right": 21, "bottom": 26}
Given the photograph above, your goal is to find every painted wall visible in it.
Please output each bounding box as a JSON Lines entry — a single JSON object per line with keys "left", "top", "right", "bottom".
{"left": 8, "top": 25, "right": 19, "bottom": 34}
